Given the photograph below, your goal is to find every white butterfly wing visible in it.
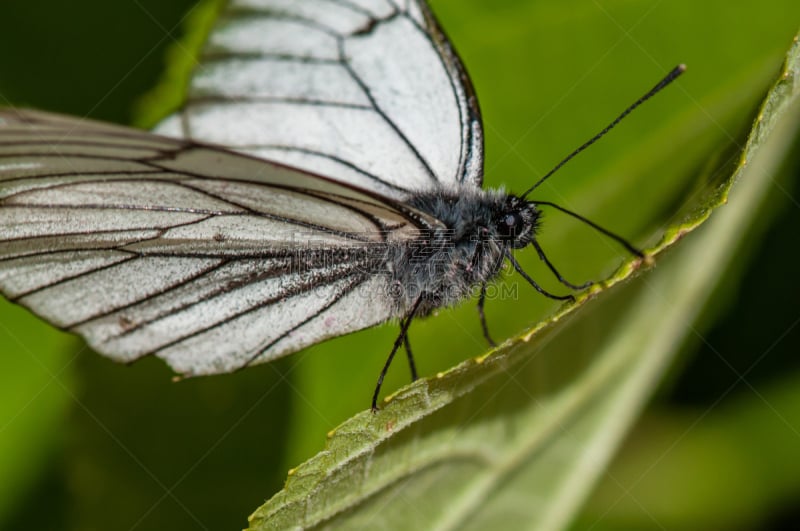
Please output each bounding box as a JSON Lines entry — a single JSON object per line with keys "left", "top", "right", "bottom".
{"left": 154, "top": 0, "right": 484, "bottom": 200}
{"left": 0, "top": 109, "right": 435, "bottom": 376}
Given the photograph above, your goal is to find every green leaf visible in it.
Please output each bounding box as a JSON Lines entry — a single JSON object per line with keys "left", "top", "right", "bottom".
{"left": 248, "top": 29, "right": 800, "bottom": 531}
{"left": 581, "top": 372, "right": 800, "bottom": 530}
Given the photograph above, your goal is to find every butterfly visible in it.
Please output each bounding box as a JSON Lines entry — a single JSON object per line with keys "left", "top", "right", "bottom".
{"left": 0, "top": 0, "right": 683, "bottom": 410}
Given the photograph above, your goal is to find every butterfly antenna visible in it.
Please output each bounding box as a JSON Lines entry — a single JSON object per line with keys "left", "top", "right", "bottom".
{"left": 531, "top": 200, "right": 645, "bottom": 257}
{"left": 520, "top": 64, "right": 686, "bottom": 199}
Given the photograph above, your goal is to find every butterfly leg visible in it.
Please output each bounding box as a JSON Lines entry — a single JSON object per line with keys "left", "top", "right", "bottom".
{"left": 403, "top": 332, "right": 418, "bottom": 381}
{"left": 504, "top": 249, "right": 575, "bottom": 302}
{"left": 372, "top": 297, "right": 423, "bottom": 412}
{"left": 531, "top": 239, "right": 592, "bottom": 290}
{"left": 477, "top": 283, "right": 497, "bottom": 347}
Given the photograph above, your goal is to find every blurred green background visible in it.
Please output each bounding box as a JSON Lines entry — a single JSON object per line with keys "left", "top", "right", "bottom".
{"left": 0, "top": 1, "right": 798, "bottom": 530}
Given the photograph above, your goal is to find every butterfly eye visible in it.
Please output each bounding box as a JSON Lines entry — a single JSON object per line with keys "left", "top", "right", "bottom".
{"left": 497, "top": 212, "right": 523, "bottom": 239}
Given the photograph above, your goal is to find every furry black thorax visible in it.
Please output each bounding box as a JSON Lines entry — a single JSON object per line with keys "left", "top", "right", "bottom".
{"left": 386, "top": 188, "right": 541, "bottom": 316}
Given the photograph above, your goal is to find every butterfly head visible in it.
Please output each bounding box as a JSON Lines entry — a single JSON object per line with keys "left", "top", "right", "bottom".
{"left": 494, "top": 196, "right": 540, "bottom": 249}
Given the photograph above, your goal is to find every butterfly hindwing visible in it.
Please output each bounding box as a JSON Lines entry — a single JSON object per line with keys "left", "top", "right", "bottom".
{"left": 0, "top": 109, "right": 432, "bottom": 375}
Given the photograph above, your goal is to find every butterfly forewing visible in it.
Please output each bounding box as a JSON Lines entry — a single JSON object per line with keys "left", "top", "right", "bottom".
{"left": 154, "top": 0, "right": 484, "bottom": 200}
{"left": 0, "top": 109, "right": 431, "bottom": 375}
